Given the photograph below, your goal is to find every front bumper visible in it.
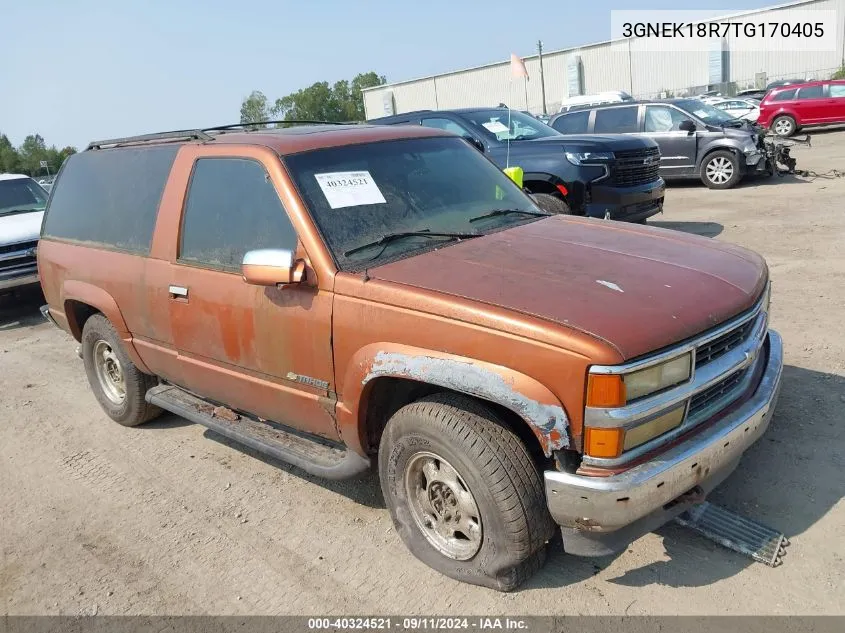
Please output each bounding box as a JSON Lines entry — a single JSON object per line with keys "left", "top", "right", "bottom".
{"left": 585, "top": 178, "right": 665, "bottom": 222}
{"left": 544, "top": 330, "right": 783, "bottom": 554}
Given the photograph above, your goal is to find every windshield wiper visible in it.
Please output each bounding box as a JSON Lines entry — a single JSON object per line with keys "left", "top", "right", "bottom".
{"left": 343, "top": 230, "right": 479, "bottom": 257}
{"left": 469, "top": 208, "right": 549, "bottom": 223}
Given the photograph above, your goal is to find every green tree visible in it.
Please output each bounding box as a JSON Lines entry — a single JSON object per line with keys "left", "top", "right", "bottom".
{"left": 239, "top": 90, "right": 271, "bottom": 125}
{"left": 271, "top": 71, "right": 386, "bottom": 123}
{"left": 0, "top": 133, "right": 20, "bottom": 173}
{"left": 18, "top": 134, "right": 48, "bottom": 176}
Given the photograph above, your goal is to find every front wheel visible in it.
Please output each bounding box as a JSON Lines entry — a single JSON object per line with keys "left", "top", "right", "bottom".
{"left": 701, "top": 151, "right": 741, "bottom": 189}
{"left": 378, "top": 393, "right": 555, "bottom": 592}
{"left": 530, "top": 192, "right": 572, "bottom": 215}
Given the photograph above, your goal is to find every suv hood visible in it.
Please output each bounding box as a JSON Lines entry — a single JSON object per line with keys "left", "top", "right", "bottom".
{"left": 526, "top": 134, "right": 657, "bottom": 152}
{"left": 368, "top": 217, "right": 767, "bottom": 360}
{"left": 0, "top": 210, "right": 43, "bottom": 247}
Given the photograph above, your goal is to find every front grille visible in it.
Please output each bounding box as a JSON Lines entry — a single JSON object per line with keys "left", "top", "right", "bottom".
{"left": 0, "top": 240, "right": 38, "bottom": 272}
{"left": 695, "top": 317, "right": 757, "bottom": 369}
{"left": 610, "top": 147, "right": 661, "bottom": 187}
{"left": 0, "top": 240, "right": 37, "bottom": 256}
{"left": 689, "top": 368, "right": 747, "bottom": 418}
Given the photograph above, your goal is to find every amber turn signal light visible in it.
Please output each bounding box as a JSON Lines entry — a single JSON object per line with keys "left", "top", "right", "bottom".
{"left": 585, "top": 427, "right": 624, "bottom": 459}
{"left": 586, "top": 374, "right": 626, "bottom": 408}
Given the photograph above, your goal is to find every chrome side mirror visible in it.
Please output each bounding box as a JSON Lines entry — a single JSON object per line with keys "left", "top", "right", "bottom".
{"left": 241, "top": 249, "right": 304, "bottom": 286}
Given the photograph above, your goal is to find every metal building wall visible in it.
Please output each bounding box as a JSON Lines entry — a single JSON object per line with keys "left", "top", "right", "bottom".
{"left": 362, "top": 0, "right": 845, "bottom": 118}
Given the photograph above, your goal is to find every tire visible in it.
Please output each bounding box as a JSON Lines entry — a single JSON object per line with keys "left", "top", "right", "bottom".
{"left": 700, "top": 150, "right": 742, "bottom": 189}
{"left": 81, "top": 313, "right": 161, "bottom": 427}
{"left": 531, "top": 192, "right": 572, "bottom": 215}
{"left": 771, "top": 115, "right": 796, "bottom": 138}
{"left": 378, "top": 392, "right": 555, "bottom": 592}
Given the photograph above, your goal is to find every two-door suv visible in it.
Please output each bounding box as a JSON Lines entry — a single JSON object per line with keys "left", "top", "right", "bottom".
{"left": 38, "top": 123, "right": 783, "bottom": 591}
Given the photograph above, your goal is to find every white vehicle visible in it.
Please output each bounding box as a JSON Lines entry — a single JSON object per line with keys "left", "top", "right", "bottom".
{"left": 558, "top": 91, "right": 634, "bottom": 112}
{"left": 0, "top": 174, "right": 48, "bottom": 292}
{"left": 712, "top": 98, "right": 760, "bottom": 122}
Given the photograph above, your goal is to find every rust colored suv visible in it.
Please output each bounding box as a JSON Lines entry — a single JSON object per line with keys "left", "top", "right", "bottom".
{"left": 38, "top": 123, "right": 783, "bottom": 591}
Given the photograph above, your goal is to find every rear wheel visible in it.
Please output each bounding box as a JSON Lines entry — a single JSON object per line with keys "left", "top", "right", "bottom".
{"left": 772, "top": 115, "right": 796, "bottom": 137}
{"left": 379, "top": 393, "right": 555, "bottom": 592}
{"left": 531, "top": 192, "right": 572, "bottom": 215}
{"left": 701, "top": 151, "right": 741, "bottom": 189}
{"left": 82, "top": 314, "right": 161, "bottom": 427}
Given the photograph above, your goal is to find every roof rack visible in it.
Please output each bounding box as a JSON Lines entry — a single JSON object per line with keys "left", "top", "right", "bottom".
{"left": 203, "top": 120, "right": 354, "bottom": 133}
{"left": 87, "top": 129, "right": 213, "bottom": 150}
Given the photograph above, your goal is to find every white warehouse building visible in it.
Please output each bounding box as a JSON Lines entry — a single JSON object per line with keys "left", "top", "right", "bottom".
{"left": 363, "top": 0, "right": 845, "bottom": 118}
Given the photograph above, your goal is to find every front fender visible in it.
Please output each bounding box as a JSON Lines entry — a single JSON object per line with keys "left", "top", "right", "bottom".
{"left": 337, "top": 343, "right": 570, "bottom": 457}
{"left": 61, "top": 280, "right": 152, "bottom": 374}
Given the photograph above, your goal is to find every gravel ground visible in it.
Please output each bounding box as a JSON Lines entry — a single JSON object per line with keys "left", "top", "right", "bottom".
{"left": 1, "top": 129, "right": 843, "bottom": 616}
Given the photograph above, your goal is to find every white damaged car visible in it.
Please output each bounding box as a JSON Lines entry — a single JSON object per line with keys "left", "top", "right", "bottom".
{"left": 0, "top": 174, "right": 48, "bottom": 293}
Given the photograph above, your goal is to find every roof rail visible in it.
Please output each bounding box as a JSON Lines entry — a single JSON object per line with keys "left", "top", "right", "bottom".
{"left": 203, "top": 120, "right": 355, "bottom": 133}
{"left": 87, "top": 129, "right": 213, "bottom": 150}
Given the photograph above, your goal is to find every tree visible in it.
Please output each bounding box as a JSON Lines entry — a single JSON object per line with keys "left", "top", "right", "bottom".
{"left": 0, "top": 133, "right": 19, "bottom": 173}
{"left": 239, "top": 90, "right": 271, "bottom": 126}
{"left": 18, "top": 134, "right": 48, "bottom": 176}
{"left": 0, "top": 132, "right": 77, "bottom": 176}
{"left": 270, "top": 71, "right": 386, "bottom": 123}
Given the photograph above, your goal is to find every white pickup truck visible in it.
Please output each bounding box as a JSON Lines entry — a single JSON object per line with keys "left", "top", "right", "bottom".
{"left": 0, "top": 174, "right": 48, "bottom": 293}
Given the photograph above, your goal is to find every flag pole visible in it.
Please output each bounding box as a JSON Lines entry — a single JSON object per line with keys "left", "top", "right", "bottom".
{"left": 506, "top": 79, "right": 512, "bottom": 168}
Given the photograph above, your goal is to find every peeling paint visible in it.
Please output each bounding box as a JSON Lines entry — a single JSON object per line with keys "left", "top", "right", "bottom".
{"left": 596, "top": 280, "right": 624, "bottom": 293}
{"left": 364, "top": 351, "right": 570, "bottom": 454}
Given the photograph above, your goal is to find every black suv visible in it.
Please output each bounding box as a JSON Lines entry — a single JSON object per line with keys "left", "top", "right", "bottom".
{"left": 549, "top": 99, "right": 768, "bottom": 189}
{"left": 369, "top": 108, "right": 665, "bottom": 223}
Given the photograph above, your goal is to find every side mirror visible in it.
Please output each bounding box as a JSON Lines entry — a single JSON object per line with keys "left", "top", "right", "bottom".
{"left": 678, "top": 120, "right": 697, "bottom": 134}
{"left": 241, "top": 249, "right": 305, "bottom": 286}
{"left": 464, "top": 136, "right": 485, "bottom": 152}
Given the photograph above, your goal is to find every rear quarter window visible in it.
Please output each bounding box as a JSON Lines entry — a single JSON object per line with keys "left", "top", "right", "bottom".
{"left": 770, "top": 89, "right": 797, "bottom": 102}
{"left": 42, "top": 145, "right": 179, "bottom": 254}
{"left": 551, "top": 111, "right": 590, "bottom": 134}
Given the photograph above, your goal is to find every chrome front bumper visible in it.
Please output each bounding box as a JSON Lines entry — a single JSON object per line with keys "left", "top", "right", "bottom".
{"left": 545, "top": 329, "right": 782, "bottom": 535}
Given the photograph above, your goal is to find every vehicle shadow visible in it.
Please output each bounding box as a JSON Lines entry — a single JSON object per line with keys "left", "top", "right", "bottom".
{"left": 526, "top": 364, "right": 843, "bottom": 591}
{"left": 201, "top": 427, "right": 385, "bottom": 509}
{"left": 0, "top": 286, "right": 47, "bottom": 331}
{"left": 649, "top": 220, "right": 724, "bottom": 238}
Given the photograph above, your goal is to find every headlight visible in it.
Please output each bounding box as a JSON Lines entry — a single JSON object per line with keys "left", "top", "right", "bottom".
{"left": 565, "top": 151, "right": 614, "bottom": 165}
{"left": 586, "top": 352, "right": 692, "bottom": 407}
{"left": 623, "top": 353, "right": 692, "bottom": 401}
{"left": 585, "top": 403, "right": 686, "bottom": 458}
{"left": 760, "top": 281, "right": 771, "bottom": 314}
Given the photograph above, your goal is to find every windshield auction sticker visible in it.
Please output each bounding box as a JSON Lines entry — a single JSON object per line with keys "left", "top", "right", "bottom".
{"left": 315, "top": 171, "right": 387, "bottom": 209}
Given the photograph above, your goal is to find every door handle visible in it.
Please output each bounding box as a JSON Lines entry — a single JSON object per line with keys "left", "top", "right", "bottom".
{"left": 169, "top": 285, "right": 188, "bottom": 299}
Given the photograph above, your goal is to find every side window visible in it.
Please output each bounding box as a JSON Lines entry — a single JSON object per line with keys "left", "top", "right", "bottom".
{"left": 830, "top": 84, "right": 845, "bottom": 98}
{"left": 421, "top": 117, "right": 471, "bottom": 137}
{"left": 644, "top": 106, "right": 691, "bottom": 132}
{"left": 551, "top": 111, "right": 590, "bottom": 134}
{"left": 771, "top": 89, "right": 797, "bottom": 102}
{"left": 797, "top": 85, "right": 824, "bottom": 100}
{"left": 179, "top": 158, "right": 297, "bottom": 272}
{"left": 593, "top": 107, "right": 638, "bottom": 133}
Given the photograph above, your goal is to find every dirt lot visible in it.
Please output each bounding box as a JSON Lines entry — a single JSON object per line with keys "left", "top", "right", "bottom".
{"left": 1, "top": 131, "right": 844, "bottom": 616}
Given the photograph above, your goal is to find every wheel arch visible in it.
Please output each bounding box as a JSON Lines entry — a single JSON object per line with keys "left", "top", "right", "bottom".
{"left": 337, "top": 344, "right": 571, "bottom": 459}
{"left": 62, "top": 280, "right": 152, "bottom": 374}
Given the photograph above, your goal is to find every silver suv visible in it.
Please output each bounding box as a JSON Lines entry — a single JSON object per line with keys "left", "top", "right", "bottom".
{"left": 549, "top": 98, "right": 768, "bottom": 189}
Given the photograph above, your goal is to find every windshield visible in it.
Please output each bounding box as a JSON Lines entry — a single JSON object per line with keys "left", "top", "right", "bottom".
{"left": 462, "top": 109, "right": 561, "bottom": 142}
{"left": 0, "top": 177, "right": 49, "bottom": 215}
{"left": 284, "top": 136, "right": 546, "bottom": 271}
{"left": 673, "top": 99, "right": 738, "bottom": 125}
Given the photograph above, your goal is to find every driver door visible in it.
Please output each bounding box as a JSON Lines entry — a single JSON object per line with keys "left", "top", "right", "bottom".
{"left": 166, "top": 148, "right": 339, "bottom": 440}
{"left": 643, "top": 105, "right": 698, "bottom": 176}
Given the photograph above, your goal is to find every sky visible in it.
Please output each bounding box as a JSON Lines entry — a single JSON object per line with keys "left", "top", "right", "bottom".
{"left": 1, "top": 0, "right": 779, "bottom": 150}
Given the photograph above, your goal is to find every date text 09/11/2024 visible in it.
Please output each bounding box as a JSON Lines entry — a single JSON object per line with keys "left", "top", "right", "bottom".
{"left": 307, "top": 617, "right": 529, "bottom": 630}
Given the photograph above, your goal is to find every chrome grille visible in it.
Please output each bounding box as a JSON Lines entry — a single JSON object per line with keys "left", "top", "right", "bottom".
{"left": 695, "top": 316, "right": 757, "bottom": 369}
{"left": 689, "top": 368, "right": 747, "bottom": 418}
{"left": 0, "top": 240, "right": 38, "bottom": 272}
{"left": 610, "top": 147, "right": 661, "bottom": 187}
